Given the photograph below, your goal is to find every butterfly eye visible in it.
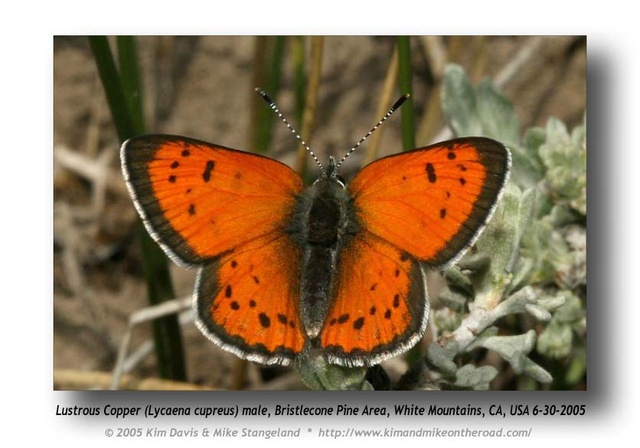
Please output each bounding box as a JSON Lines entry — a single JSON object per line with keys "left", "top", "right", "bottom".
{"left": 334, "top": 175, "right": 346, "bottom": 188}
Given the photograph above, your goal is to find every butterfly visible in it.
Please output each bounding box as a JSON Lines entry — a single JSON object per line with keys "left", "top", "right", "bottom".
{"left": 120, "top": 92, "right": 511, "bottom": 369}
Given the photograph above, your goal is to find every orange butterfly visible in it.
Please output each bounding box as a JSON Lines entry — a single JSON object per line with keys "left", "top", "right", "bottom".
{"left": 120, "top": 92, "right": 510, "bottom": 368}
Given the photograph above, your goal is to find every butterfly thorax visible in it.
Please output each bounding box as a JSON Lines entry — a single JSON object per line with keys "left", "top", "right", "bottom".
{"left": 289, "top": 172, "right": 358, "bottom": 338}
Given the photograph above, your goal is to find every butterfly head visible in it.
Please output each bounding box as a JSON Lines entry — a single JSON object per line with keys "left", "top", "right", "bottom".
{"left": 316, "top": 156, "right": 346, "bottom": 188}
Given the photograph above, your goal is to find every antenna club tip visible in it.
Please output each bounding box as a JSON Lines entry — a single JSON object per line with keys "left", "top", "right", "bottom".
{"left": 391, "top": 93, "right": 411, "bottom": 111}
{"left": 255, "top": 87, "right": 273, "bottom": 104}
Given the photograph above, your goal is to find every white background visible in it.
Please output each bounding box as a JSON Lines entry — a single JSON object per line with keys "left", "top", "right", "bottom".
{"left": 0, "top": 1, "right": 635, "bottom": 446}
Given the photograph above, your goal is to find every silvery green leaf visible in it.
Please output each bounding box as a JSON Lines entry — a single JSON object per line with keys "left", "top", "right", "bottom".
{"left": 478, "top": 330, "right": 537, "bottom": 373}
{"left": 508, "top": 127, "right": 545, "bottom": 189}
{"left": 441, "top": 64, "right": 482, "bottom": 136}
{"left": 524, "top": 303, "right": 552, "bottom": 321}
{"left": 538, "top": 117, "right": 586, "bottom": 214}
{"left": 476, "top": 79, "right": 521, "bottom": 147}
{"left": 523, "top": 359, "right": 553, "bottom": 384}
{"left": 297, "top": 353, "right": 371, "bottom": 390}
{"left": 426, "top": 343, "right": 458, "bottom": 376}
{"left": 537, "top": 320, "right": 573, "bottom": 359}
{"left": 454, "top": 364, "right": 498, "bottom": 390}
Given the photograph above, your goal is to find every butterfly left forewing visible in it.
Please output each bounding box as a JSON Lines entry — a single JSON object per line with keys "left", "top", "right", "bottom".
{"left": 318, "top": 137, "right": 509, "bottom": 367}
{"left": 349, "top": 137, "right": 511, "bottom": 267}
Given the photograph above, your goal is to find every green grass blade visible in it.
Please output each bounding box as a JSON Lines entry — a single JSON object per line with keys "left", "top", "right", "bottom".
{"left": 116, "top": 36, "right": 145, "bottom": 134}
{"left": 254, "top": 36, "right": 286, "bottom": 155}
{"left": 397, "top": 36, "right": 416, "bottom": 151}
{"left": 89, "top": 36, "right": 187, "bottom": 382}
{"left": 396, "top": 36, "right": 422, "bottom": 366}
{"left": 248, "top": 36, "right": 268, "bottom": 152}
{"left": 138, "top": 227, "right": 186, "bottom": 381}
{"left": 88, "top": 37, "right": 135, "bottom": 141}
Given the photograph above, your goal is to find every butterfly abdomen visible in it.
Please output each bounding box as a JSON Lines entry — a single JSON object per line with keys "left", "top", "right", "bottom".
{"left": 290, "top": 177, "right": 358, "bottom": 338}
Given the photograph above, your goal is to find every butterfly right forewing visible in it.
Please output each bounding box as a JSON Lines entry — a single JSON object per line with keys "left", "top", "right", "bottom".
{"left": 122, "top": 134, "right": 308, "bottom": 364}
{"left": 121, "top": 134, "right": 305, "bottom": 266}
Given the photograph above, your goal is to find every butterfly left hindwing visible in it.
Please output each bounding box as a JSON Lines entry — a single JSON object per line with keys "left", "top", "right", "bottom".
{"left": 319, "top": 232, "right": 429, "bottom": 367}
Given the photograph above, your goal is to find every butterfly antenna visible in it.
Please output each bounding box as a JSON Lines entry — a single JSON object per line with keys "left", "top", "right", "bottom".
{"left": 335, "top": 93, "right": 410, "bottom": 169}
{"left": 255, "top": 88, "right": 325, "bottom": 174}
